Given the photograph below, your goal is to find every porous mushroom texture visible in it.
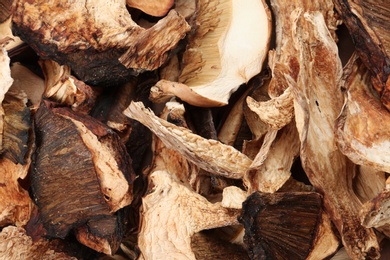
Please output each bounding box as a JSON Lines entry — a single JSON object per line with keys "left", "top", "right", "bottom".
{"left": 150, "top": 0, "right": 272, "bottom": 107}
{"left": 138, "top": 170, "right": 240, "bottom": 260}
{"left": 123, "top": 101, "right": 252, "bottom": 179}
{"left": 336, "top": 56, "right": 390, "bottom": 173}
{"left": 291, "top": 11, "right": 379, "bottom": 259}
{"left": 126, "top": 0, "right": 174, "bottom": 17}
{"left": 0, "top": 226, "right": 76, "bottom": 260}
{"left": 11, "top": 0, "right": 190, "bottom": 85}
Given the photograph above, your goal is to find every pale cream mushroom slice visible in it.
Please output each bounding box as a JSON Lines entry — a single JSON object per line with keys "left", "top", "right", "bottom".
{"left": 291, "top": 11, "right": 379, "bottom": 259}
{"left": 124, "top": 101, "right": 252, "bottom": 179}
{"left": 245, "top": 121, "right": 300, "bottom": 193}
{"left": 336, "top": 55, "right": 390, "bottom": 173}
{"left": 138, "top": 170, "right": 240, "bottom": 260}
{"left": 150, "top": 0, "right": 272, "bottom": 107}
{"left": 0, "top": 226, "right": 76, "bottom": 260}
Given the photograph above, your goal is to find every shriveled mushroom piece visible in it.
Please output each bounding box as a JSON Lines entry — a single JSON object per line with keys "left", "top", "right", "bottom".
{"left": 11, "top": 0, "right": 190, "bottom": 85}
{"left": 124, "top": 101, "right": 252, "bottom": 179}
{"left": 333, "top": 0, "right": 390, "bottom": 110}
{"left": 32, "top": 101, "right": 134, "bottom": 253}
{"left": 336, "top": 55, "right": 390, "bottom": 173}
{"left": 0, "top": 226, "right": 76, "bottom": 260}
{"left": 39, "top": 59, "right": 97, "bottom": 113}
{"left": 150, "top": 0, "right": 272, "bottom": 107}
{"left": 291, "top": 11, "right": 379, "bottom": 258}
{"left": 245, "top": 121, "right": 300, "bottom": 193}
{"left": 126, "top": 0, "right": 174, "bottom": 17}
{"left": 138, "top": 170, "right": 240, "bottom": 259}
{"left": 239, "top": 192, "right": 330, "bottom": 260}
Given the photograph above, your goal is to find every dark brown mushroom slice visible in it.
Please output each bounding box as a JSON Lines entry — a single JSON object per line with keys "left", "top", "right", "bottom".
{"left": 1, "top": 89, "right": 30, "bottom": 164}
{"left": 239, "top": 192, "right": 323, "bottom": 260}
{"left": 32, "top": 100, "right": 134, "bottom": 240}
{"left": 11, "top": 1, "right": 190, "bottom": 85}
{"left": 333, "top": 0, "right": 390, "bottom": 110}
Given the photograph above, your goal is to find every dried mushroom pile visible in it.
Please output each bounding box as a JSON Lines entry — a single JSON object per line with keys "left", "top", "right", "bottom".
{"left": 1, "top": 0, "right": 390, "bottom": 259}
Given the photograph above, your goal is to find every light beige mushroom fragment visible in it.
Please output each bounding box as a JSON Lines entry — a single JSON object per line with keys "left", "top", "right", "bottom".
{"left": 292, "top": 11, "right": 379, "bottom": 259}
{"left": 0, "top": 226, "right": 75, "bottom": 260}
{"left": 150, "top": 0, "right": 272, "bottom": 107}
{"left": 246, "top": 86, "right": 294, "bottom": 130}
{"left": 0, "top": 158, "right": 33, "bottom": 227}
{"left": 221, "top": 186, "right": 247, "bottom": 209}
{"left": 0, "top": 16, "right": 23, "bottom": 51}
{"left": 124, "top": 101, "right": 252, "bottom": 179}
{"left": 39, "top": 59, "right": 96, "bottom": 113}
{"left": 138, "top": 170, "right": 240, "bottom": 260}
{"left": 245, "top": 121, "right": 300, "bottom": 193}
{"left": 152, "top": 101, "right": 199, "bottom": 188}
{"left": 10, "top": 63, "right": 44, "bottom": 106}
{"left": 126, "top": 0, "right": 174, "bottom": 17}
{"left": 0, "top": 37, "right": 13, "bottom": 152}
{"left": 360, "top": 189, "right": 390, "bottom": 231}
{"left": 336, "top": 55, "right": 390, "bottom": 173}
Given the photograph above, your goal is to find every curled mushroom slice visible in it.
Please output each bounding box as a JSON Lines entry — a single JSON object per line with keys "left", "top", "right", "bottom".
{"left": 245, "top": 121, "right": 300, "bottom": 193}
{"left": 246, "top": 86, "right": 294, "bottom": 130}
{"left": 150, "top": 0, "right": 272, "bottom": 107}
{"left": 138, "top": 170, "right": 240, "bottom": 259}
{"left": 123, "top": 101, "right": 252, "bottom": 179}
{"left": 39, "top": 59, "right": 97, "bottom": 113}
{"left": 336, "top": 56, "right": 390, "bottom": 173}
{"left": 292, "top": 11, "right": 379, "bottom": 258}
{"left": 11, "top": 1, "right": 190, "bottom": 85}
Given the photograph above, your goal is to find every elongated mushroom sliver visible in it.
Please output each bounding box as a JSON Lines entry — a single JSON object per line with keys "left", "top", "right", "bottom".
{"left": 150, "top": 0, "right": 272, "bottom": 107}
{"left": 291, "top": 11, "right": 379, "bottom": 259}
{"left": 124, "top": 101, "right": 252, "bottom": 179}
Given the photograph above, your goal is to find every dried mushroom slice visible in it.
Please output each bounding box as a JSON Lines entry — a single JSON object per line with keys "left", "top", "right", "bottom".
{"left": 11, "top": 0, "right": 190, "bottom": 85}
{"left": 0, "top": 226, "right": 76, "bottom": 260}
{"left": 291, "top": 11, "right": 379, "bottom": 258}
{"left": 333, "top": 0, "right": 390, "bottom": 110}
{"left": 150, "top": 0, "right": 272, "bottom": 107}
{"left": 32, "top": 101, "right": 133, "bottom": 239}
{"left": 360, "top": 189, "right": 390, "bottom": 231}
{"left": 245, "top": 121, "right": 299, "bottom": 193}
{"left": 124, "top": 101, "right": 252, "bottom": 179}
{"left": 239, "top": 192, "right": 323, "bottom": 260}
{"left": 39, "top": 59, "right": 97, "bottom": 113}
{"left": 138, "top": 170, "right": 240, "bottom": 259}
{"left": 336, "top": 56, "right": 390, "bottom": 173}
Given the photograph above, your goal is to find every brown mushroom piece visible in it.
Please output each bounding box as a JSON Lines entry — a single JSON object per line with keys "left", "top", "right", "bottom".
{"left": 291, "top": 11, "right": 379, "bottom": 259}
{"left": 239, "top": 191, "right": 331, "bottom": 260}
{"left": 150, "top": 0, "right": 272, "bottom": 107}
{"left": 333, "top": 0, "right": 390, "bottom": 111}
{"left": 137, "top": 170, "right": 240, "bottom": 259}
{"left": 336, "top": 55, "right": 390, "bottom": 173}
{"left": 11, "top": 0, "right": 190, "bottom": 85}
{"left": 32, "top": 101, "right": 134, "bottom": 253}
{"left": 123, "top": 101, "right": 252, "bottom": 179}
